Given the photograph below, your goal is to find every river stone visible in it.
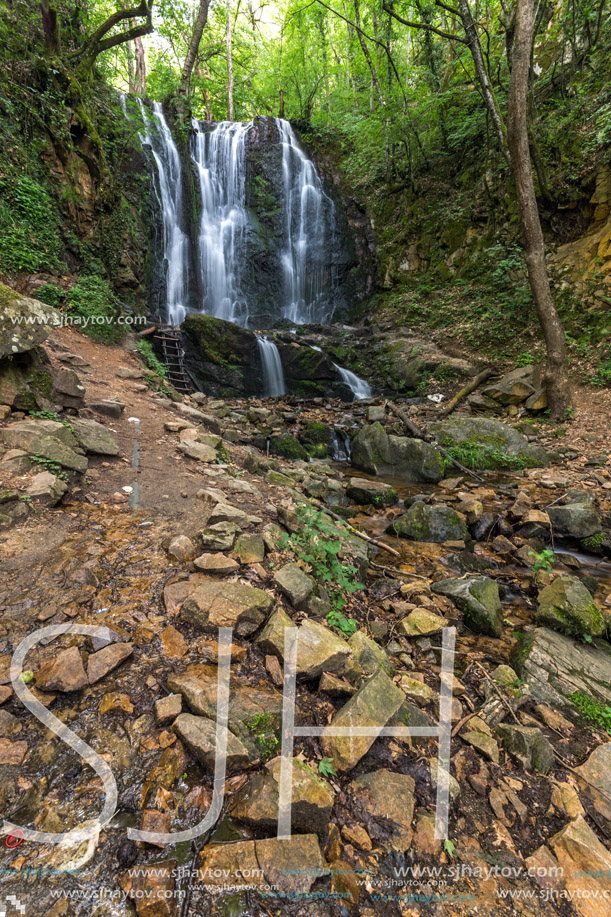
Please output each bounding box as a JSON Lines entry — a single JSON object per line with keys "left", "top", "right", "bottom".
{"left": 193, "top": 552, "right": 239, "bottom": 573}
{"left": 397, "top": 608, "right": 449, "bottom": 636}
{"left": 482, "top": 366, "right": 538, "bottom": 405}
{"left": 257, "top": 608, "right": 351, "bottom": 679}
{"left": 536, "top": 574, "right": 604, "bottom": 637}
{"left": 346, "top": 477, "right": 398, "bottom": 506}
{"left": 513, "top": 627, "right": 611, "bottom": 710}
{"left": 432, "top": 576, "right": 503, "bottom": 637}
{"left": 321, "top": 669, "right": 405, "bottom": 772}
{"left": 0, "top": 420, "right": 88, "bottom": 472}
{"left": 0, "top": 284, "right": 61, "bottom": 357}
{"left": 173, "top": 713, "right": 249, "bottom": 771}
{"left": 351, "top": 423, "right": 444, "bottom": 483}
{"left": 575, "top": 744, "right": 611, "bottom": 823}
{"left": 208, "top": 502, "right": 249, "bottom": 525}
{"left": 351, "top": 769, "right": 416, "bottom": 850}
{"left": 26, "top": 471, "right": 67, "bottom": 505}
{"left": 154, "top": 694, "right": 182, "bottom": 726}
{"left": 69, "top": 417, "right": 120, "bottom": 456}
{"left": 181, "top": 581, "right": 273, "bottom": 636}
{"left": 274, "top": 562, "right": 314, "bottom": 606}
{"left": 198, "top": 521, "right": 240, "bottom": 551}
{"left": 229, "top": 756, "right": 334, "bottom": 832}
{"left": 348, "top": 629, "right": 394, "bottom": 676}
{"left": 87, "top": 643, "right": 133, "bottom": 684}
{"left": 547, "top": 501, "right": 602, "bottom": 539}
{"left": 167, "top": 535, "right": 197, "bottom": 563}
{"left": 198, "top": 835, "right": 326, "bottom": 894}
{"left": 35, "top": 646, "right": 88, "bottom": 692}
{"left": 389, "top": 502, "right": 467, "bottom": 543}
{"left": 551, "top": 816, "right": 611, "bottom": 917}
{"left": 234, "top": 533, "right": 265, "bottom": 564}
{"left": 179, "top": 440, "right": 216, "bottom": 463}
{"left": 496, "top": 724, "right": 554, "bottom": 773}
{"left": 429, "top": 416, "right": 548, "bottom": 469}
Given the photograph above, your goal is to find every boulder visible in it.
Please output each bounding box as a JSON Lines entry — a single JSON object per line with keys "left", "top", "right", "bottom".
{"left": 154, "top": 694, "right": 182, "bottom": 726}
{"left": 548, "top": 498, "right": 602, "bottom": 539}
{"left": 348, "top": 629, "right": 393, "bottom": 676}
{"left": 234, "top": 533, "right": 265, "bottom": 564}
{"left": 536, "top": 574, "right": 604, "bottom": 637}
{"left": 193, "top": 553, "right": 239, "bottom": 574}
{"left": 351, "top": 769, "right": 416, "bottom": 850}
{"left": 397, "top": 608, "right": 449, "bottom": 636}
{"left": 429, "top": 416, "right": 548, "bottom": 469}
{"left": 0, "top": 419, "right": 88, "bottom": 472}
{"left": 167, "top": 535, "right": 197, "bottom": 563}
{"left": 181, "top": 581, "right": 273, "bottom": 636}
{"left": 551, "top": 816, "right": 611, "bottom": 917}
{"left": 173, "top": 713, "right": 249, "bottom": 771}
{"left": 496, "top": 724, "right": 554, "bottom": 773}
{"left": 0, "top": 284, "right": 60, "bottom": 357}
{"left": 26, "top": 471, "right": 67, "bottom": 506}
{"left": 482, "top": 366, "right": 540, "bottom": 405}
{"left": 346, "top": 477, "right": 398, "bottom": 506}
{"left": 179, "top": 440, "right": 217, "bottom": 463}
{"left": 274, "top": 562, "right": 314, "bottom": 606}
{"left": 513, "top": 627, "right": 611, "bottom": 710}
{"left": 51, "top": 366, "right": 85, "bottom": 408}
{"left": 321, "top": 669, "right": 405, "bottom": 772}
{"left": 230, "top": 756, "right": 334, "bottom": 832}
{"left": 198, "top": 835, "right": 326, "bottom": 895}
{"left": 198, "top": 521, "right": 240, "bottom": 551}
{"left": 351, "top": 423, "right": 444, "bottom": 483}
{"left": 389, "top": 502, "right": 467, "bottom": 543}
{"left": 575, "top": 744, "right": 611, "bottom": 824}
{"left": 87, "top": 643, "right": 133, "bottom": 684}
{"left": 257, "top": 609, "right": 351, "bottom": 679}
{"left": 432, "top": 576, "right": 504, "bottom": 637}
{"left": 69, "top": 418, "right": 120, "bottom": 456}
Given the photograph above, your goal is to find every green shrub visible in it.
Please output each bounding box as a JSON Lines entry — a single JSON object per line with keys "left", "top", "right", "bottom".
{"left": 35, "top": 282, "right": 64, "bottom": 308}
{"left": 66, "top": 275, "right": 125, "bottom": 343}
{"left": 136, "top": 340, "right": 168, "bottom": 378}
{"left": 0, "top": 174, "right": 62, "bottom": 274}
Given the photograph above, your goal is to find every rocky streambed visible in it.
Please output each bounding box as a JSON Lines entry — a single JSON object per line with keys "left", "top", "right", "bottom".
{"left": 1, "top": 313, "right": 611, "bottom": 916}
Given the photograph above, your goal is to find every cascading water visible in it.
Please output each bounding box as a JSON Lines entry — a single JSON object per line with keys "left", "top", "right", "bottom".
{"left": 257, "top": 336, "right": 286, "bottom": 397}
{"left": 334, "top": 363, "right": 372, "bottom": 400}
{"left": 137, "top": 100, "right": 189, "bottom": 325}
{"left": 191, "top": 120, "right": 251, "bottom": 325}
{"left": 278, "top": 119, "right": 337, "bottom": 325}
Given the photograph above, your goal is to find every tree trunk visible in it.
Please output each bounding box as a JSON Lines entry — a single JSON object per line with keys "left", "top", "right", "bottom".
{"left": 134, "top": 35, "right": 147, "bottom": 94}
{"left": 507, "top": 0, "right": 572, "bottom": 418}
{"left": 181, "top": 0, "right": 210, "bottom": 92}
{"left": 226, "top": 0, "right": 234, "bottom": 120}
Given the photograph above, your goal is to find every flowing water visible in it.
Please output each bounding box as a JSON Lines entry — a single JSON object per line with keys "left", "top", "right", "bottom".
{"left": 333, "top": 363, "right": 372, "bottom": 400}
{"left": 257, "top": 336, "right": 286, "bottom": 397}
{"left": 278, "top": 119, "right": 337, "bottom": 325}
{"left": 137, "top": 100, "right": 189, "bottom": 325}
{"left": 191, "top": 119, "right": 252, "bottom": 325}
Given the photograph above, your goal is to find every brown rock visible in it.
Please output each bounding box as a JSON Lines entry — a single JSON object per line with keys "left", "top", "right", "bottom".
{"left": 199, "top": 835, "right": 326, "bottom": 895}
{"left": 551, "top": 815, "right": 611, "bottom": 917}
{"left": 193, "top": 553, "right": 239, "bottom": 574}
{"left": 181, "top": 581, "right": 273, "bottom": 636}
{"left": 154, "top": 694, "right": 182, "bottom": 726}
{"left": 160, "top": 625, "right": 188, "bottom": 660}
{"left": 87, "top": 643, "right": 133, "bottom": 684}
{"left": 341, "top": 823, "right": 372, "bottom": 851}
{"left": 35, "top": 646, "right": 88, "bottom": 692}
{"left": 352, "top": 768, "right": 416, "bottom": 850}
{"left": 329, "top": 860, "right": 360, "bottom": 906}
{"left": 0, "top": 738, "right": 28, "bottom": 765}
{"left": 265, "top": 655, "right": 284, "bottom": 686}
{"left": 100, "top": 692, "right": 134, "bottom": 715}
{"left": 167, "top": 535, "right": 196, "bottom": 563}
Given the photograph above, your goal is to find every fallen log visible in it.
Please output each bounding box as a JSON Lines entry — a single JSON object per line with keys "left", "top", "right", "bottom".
{"left": 438, "top": 368, "right": 493, "bottom": 417}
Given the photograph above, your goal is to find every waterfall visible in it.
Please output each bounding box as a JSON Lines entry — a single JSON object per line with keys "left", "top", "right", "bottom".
{"left": 333, "top": 363, "right": 372, "bottom": 400}
{"left": 277, "top": 119, "right": 337, "bottom": 326}
{"left": 137, "top": 100, "right": 189, "bottom": 325}
{"left": 257, "top": 336, "right": 286, "bottom": 397}
{"left": 191, "top": 120, "right": 251, "bottom": 325}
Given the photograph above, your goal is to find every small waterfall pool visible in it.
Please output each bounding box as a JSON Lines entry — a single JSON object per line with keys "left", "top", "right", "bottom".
{"left": 333, "top": 363, "right": 372, "bottom": 400}
{"left": 257, "top": 336, "right": 286, "bottom": 397}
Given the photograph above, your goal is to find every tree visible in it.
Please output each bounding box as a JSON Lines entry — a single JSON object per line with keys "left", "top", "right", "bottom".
{"left": 181, "top": 0, "right": 211, "bottom": 93}
{"left": 226, "top": 0, "right": 234, "bottom": 119}
{"left": 507, "top": 0, "right": 571, "bottom": 416}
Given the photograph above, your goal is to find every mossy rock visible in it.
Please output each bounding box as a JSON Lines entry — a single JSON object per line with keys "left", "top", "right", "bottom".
{"left": 388, "top": 501, "right": 467, "bottom": 544}
{"left": 429, "top": 416, "right": 548, "bottom": 469}
{"left": 270, "top": 434, "right": 309, "bottom": 461}
{"left": 352, "top": 423, "right": 444, "bottom": 483}
{"left": 182, "top": 313, "right": 261, "bottom": 397}
{"left": 536, "top": 574, "right": 604, "bottom": 637}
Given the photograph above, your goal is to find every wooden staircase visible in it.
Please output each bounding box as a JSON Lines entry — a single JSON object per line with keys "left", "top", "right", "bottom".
{"left": 154, "top": 326, "right": 195, "bottom": 395}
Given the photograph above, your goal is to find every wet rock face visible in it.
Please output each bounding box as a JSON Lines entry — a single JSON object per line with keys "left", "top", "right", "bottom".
{"left": 182, "top": 313, "right": 262, "bottom": 397}
{"left": 432, "top": 576, "right": 504, "bottom": 637}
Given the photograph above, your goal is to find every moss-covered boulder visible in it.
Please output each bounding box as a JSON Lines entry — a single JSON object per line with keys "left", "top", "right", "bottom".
{"left": 182, "top": 313, "right": 261, "bottom": 397}
{"left": 547, "top": 492, "right": 602, "bottom": 539}
{"left": 388, "top": 501, "right": 467, "bottom": 543}
{"left": 429, "top": 416, "right": 548, "bottom": 469}
{"left": 536, "top": 574, "right": 604, "bottom": 637}
{"left": 352, "top": 422, "right": 444, "bottom": 482}
{"left": 432, "top": 576, "right": 504, "bottom": 637}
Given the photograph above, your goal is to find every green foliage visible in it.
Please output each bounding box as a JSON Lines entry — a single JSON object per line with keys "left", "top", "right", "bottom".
{"left": 570, "top": 691, "right": 611, "bottom": 736}
{"left": 582, "top": 533, "right": 605, "bottom": 551}
{"left": 245, "top": 712, "right": 279, "bottom": 761}
{"left": 30, "top": 453, "right": 69, "bottom": 481}
{"left": 36, "top": 282, "right": 64, "bottom": 308}
{"left": 0, "top": 173, "right": 62, "bottom": 274}
{"left": 66, "top": 275, "right": 125, "bottom": 344}
{"left": 136, "top": 340, "right": 168, "bottom": 378}
{"left": 442, "top": 442, "right": 536, "bottom": 472}
{"left": 326, "top": 609, "right": 357, "bottom": 637}
{"left": 529, "top": 548, "right": 554, "bottom": 583}
{"left": 278, "top": 504, "right": 364, "bottom": 612}
{"left": 318, "top": 757, "right": 337, "bottom": 778}
{"left": 443, "top": 839, "right": 457, "bottom": 859}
